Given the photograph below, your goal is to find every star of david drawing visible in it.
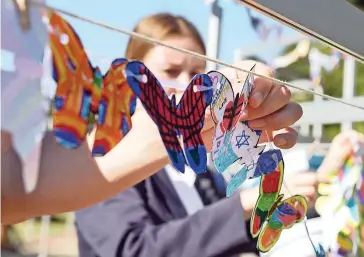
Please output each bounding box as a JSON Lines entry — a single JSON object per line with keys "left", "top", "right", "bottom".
{"left": 235, "top": 130, "right": 250, "bottom": 148}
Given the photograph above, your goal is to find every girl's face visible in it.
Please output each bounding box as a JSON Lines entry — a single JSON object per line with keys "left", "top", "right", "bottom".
{"left": 142, "top": 36, "right": 206, "bottom": 96}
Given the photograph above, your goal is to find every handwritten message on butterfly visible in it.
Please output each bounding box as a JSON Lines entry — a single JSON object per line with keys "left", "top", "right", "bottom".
{"left": 208, "top": 69, "right": 281, "bottom": 197}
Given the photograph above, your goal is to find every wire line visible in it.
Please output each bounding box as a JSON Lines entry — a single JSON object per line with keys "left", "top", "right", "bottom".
{"left": 29, "top": 1, "right": 364, "bottom": 111}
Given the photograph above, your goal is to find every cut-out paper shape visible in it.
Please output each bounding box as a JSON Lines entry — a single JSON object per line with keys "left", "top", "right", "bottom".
{"left": 337, "top": 219, "right": 357, "bottom": 256}
{"left": 48, "top": 11, "right": 136, "bottom": 156}
{"left": 250, "top": 158, "right": 308, "bottom": 252}
{"left": 208, "top": 69, "right": 279, "bottom": 196}
{"left": 317, "top": 151, "right": 364, "bottom": 257}
{"left": 226, "top": 148, "right": 283, "bottom": 197}
{"left": 49, "top": 11, "right": 102, "bottom": 148}
{"left": 358, "top": 170, "right": 364, "bottom": 205}
{"left": 270, "top": 40, "right": 311, "bottom": 70}
{"left": 209, "top": 68, "right": 259, "bottom": 171}
{"left": 1, "top": 0, "right": 48, "bottom": 193}
{"left": 246, "top": 8, "right": 283, "bottom": 42}
{"left": 125, "top": 61, "right": 213, "bottom": 174}
{"left": 308, "top": 48, "right": 341, "bottom": 85}
{"left": 92, "top": 58, "right": 137, "bottom": 156}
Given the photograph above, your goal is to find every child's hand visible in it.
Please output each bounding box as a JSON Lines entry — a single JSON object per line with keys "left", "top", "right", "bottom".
{"left": 219, "top": 60, "right": 302, "bottom": 149}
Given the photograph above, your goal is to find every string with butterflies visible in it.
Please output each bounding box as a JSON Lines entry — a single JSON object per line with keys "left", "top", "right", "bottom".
{"left": 25, "top": 1, "right": 364, "bottom": 257}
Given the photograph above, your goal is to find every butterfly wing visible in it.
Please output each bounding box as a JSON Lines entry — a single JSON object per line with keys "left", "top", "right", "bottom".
{"left": 252, "top": 149, "right": 283, "bottom": 178}
{"left": 175, "top": 74, "right": 213, "bottom": 174}
{"left": 208, "top": 71, "right": 240, "bottom": 173}
{"left": 125, "top": 61, "right": 186, "bottom": 173}
{"left": 224, "top": 65, "right": 255, "bottom": 132}
{"left": 230, "top": 66, "right": 261, "bottom": 162}
{"left": 224, "top": 122, "right": 264, "bottom": 195}
{"left": 358, "top": 173, "right": 364, "bottom": 204}
{"left": 208, "top": 71, "right": 233, "bottom": 124}
{"left": 221, "top": 67, "right": 261, "bottom": 173}
{"left": 208, "top": 71, "right": 234, "bottom": 159}
{"left": 238, "top": 64, "right": 255, "bottom": 110}
{"left": 222, "top": 82, "right": 249, "bottom": 132}
{"left": 257, "top": 195, "right": 308, "bottom": 252}
{"left": 213, "top": 130, "right": 241, "bottom": 175}
{"left": 222, "top": 65, "right": 256, "bottom": 131}
{"left": 92, "top": 58, "right": 137, "bottom": 156}
{"left": 231, "top": 121, "right": 263, "bottom": 165}
{"left": 250, "top": 158, "right": 284, "bottom": 237}
{"left": 226, "top": 165, "right": 248, "bottom": 197}
{"left": 49, "top": 11, "right": 97, "bottom": 148}
{"left": 337, "top": 221, "right": 356, "bottom": 256}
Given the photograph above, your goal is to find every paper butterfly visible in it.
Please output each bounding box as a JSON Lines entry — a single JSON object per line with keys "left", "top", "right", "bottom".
{"left": 250, "top": 157, "right": 308, "bottom": 253}
{"left": 208, "top": 69, "right": 279, "bottom": 196}
{"left": 317, "top": 152, "right": 364, "bottom": 257}
{"left": 49, "top": 11, "right": 136, "bottom": 156}
{"left": 125, "top": 61, "right": 213, "bottom": 174}
{"left": 226, "top": 148, "right": 284, "bottom": 197}
{"left": 337, "top": 219, "right": 357, "bottom": 256}
{"left": 209, "top": 68, "right": 261, "bottom": 170}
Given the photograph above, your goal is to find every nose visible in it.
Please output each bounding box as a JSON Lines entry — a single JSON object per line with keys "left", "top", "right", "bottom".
{"left": 164, "top": 87, "right": 177, "bottom": 97}
{"left": 176, "top": 72, "right": 193, "bottom": 93}
{"left": 177, "top": 72, "right": 193, "bottom": 87}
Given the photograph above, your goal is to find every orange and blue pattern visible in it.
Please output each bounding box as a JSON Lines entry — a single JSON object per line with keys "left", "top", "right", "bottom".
{"left": 49, "top": 11, "right": 136, "bottom": 156}
{"left": 92, "top": 58, "right": 136, "bottom": 156}
{"left": 50, "top": 11, "right": 101, "bottom": 148}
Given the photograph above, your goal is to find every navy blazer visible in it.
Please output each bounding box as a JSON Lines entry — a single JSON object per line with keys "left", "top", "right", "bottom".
{"left": 75, "top": 168, "right": 257, "bottom": 257}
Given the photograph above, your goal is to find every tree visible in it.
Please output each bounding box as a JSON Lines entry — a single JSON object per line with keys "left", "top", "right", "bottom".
{"left": 348, "top": 0, "right": 364, "bottom": 11}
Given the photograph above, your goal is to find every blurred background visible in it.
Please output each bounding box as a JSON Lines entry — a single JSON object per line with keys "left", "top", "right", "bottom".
{"left": 1, "top": 0, "right": 364, "bottom": 256}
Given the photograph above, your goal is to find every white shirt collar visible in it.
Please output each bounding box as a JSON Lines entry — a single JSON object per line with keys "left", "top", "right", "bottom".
{"left": 164, "top": 164, "right": 204, "bottom": 215}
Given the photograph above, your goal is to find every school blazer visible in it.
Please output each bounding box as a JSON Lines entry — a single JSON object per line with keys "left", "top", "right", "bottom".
{"left": 75, "top": 168, "right": 257, "bottom": 257}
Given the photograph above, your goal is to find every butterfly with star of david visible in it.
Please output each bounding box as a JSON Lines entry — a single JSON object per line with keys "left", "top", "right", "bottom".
{"left": 208, "top": 68, "right": 280, "bottom": 197}
{"left": 235, "top": 130, "right": 251, "bottom": 148}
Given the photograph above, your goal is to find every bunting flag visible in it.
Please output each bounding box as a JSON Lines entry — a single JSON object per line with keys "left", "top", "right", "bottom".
{"left": 270, "top": 40, "right": 311, "bottom": 70}
{"left": 246, "top": 8, "right": 283, "bottom": 42}
{"left": 308, "top": 48, "right": 341, "bottom": 85}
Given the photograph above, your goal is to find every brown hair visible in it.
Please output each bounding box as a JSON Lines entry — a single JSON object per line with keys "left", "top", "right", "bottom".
{"left": 125, "top": 13, "right": 206, "bottom": 61}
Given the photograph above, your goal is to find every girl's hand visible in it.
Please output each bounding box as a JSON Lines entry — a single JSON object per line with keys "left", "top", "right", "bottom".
{"left": 282, "top": 171, "right": 319, "bottom": 209}
{"left": 218, "top": 61, "right": 302, "bottom": 149}
{"left": 317, "top": 130, "right": 364, "bottom": 183}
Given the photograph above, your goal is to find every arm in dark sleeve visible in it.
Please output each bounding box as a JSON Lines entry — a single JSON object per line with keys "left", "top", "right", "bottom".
{"left": 76, "top": 183, "right": 253, "bottom": 257}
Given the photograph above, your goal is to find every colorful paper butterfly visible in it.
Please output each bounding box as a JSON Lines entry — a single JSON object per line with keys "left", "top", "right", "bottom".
{"left": 226, "top": 148, "right": 283, "bottom": 197}
{"left": 208, "top": 68, "right": 279, "bottom": 196}
{"left": 317, "top": 152, "right": 364, "bottom": 257}
{"left": 125, "top": 61, "right": 213, "bottom": 174}
{"left": 209, "top": 68, "right": 262, "bottom": 170}
{"left": 250, "top": 157, "right": 308, "bottom": 252}
{"left": 49, "top": 11, "right": 136, "bottom": 156}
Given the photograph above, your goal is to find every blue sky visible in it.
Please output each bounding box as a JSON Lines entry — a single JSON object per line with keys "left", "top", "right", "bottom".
{"left": 47, "top": 0, "right": 298, "bottom": 72}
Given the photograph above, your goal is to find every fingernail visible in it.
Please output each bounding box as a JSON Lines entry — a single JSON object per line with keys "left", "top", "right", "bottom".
{"left": 251, "top": 92, "right": 264, "bottom": 108}
{"left": 275, "top": 137, "right": 287, "bottom": 146}
{"left": 248, "top": 119, "right": 266, "bottom": 128}
{"left": 240, "top": 110, "right": 248, "bottom": 120}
